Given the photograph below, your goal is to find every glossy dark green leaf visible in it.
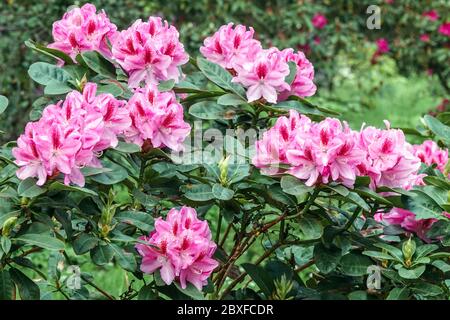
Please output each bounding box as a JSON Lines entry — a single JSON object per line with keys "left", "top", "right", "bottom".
{"left": 9, "top": 268, "right": 40, "bottom": 300}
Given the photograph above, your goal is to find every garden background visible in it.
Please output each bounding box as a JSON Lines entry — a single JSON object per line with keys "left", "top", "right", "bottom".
{"left": 0, "top": 0, "right": 449, "bottom": 298}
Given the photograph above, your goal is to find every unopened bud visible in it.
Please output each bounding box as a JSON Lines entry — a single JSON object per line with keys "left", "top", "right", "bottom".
{"left": 218, "top": 156, "right": 230, "bottom": 185}
{"left": 402, "top": 238, "right": 416, "bottom": 266}
{"left": 2, "top": 216, "right": 18, "bottom": 237}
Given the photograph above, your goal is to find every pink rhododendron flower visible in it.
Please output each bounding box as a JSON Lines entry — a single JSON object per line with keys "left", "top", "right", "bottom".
{"left": 311, "top": 14, "right": 328, "bottom": 29}
{"left": 48, "top": 3, "right": 117, "bottom": 62}
{"left": 278, "top": 48, "right": 316, "bottom": 100}
{"left": 438, "top": 22, "right": 450, "bottom": 37}
{"left": 135, "top": 206, "right": 218, "bottom": 290}
{"left": 125, "top": 84, "right": 191, "bottom": 151}
{"left": 200, "top": 23, "right": 262, "bottom": 70}
{"left": 111, "top": 17, "right": 189, "bottom": 88}
{"left": 253, "top": 111, "right": 366, "bottom": 187}
{"left": 413, "top": 140, "right": 448, "bottom": 173}
{"left": 376, "top": 208, "right": 450, "bottom": 242}
{"left": 375, "top": 38, "right": 390, "bottom": 54}
{"left": 420, "top": 34, "right": 430, "bottom": 42}
{"left": 13, "top": 83, "right": 130, "bottom": 187}
{"left": 232, "top": 48, "right": 290, "bottom": 103}
{"left": 357, "top": 122, "right": 421, "bottom": 190}
{"left": 422, "top": 10, "right": 439, "bottom": 21}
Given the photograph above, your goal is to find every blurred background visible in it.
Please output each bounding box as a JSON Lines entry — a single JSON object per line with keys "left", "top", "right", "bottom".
{"left": 0, "top": 0, "right": 449, "bottom": 298}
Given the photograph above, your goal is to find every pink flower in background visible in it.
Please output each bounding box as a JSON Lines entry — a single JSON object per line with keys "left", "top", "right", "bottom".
{"left": 311, "top": 14, "right": 328, "bottom": 29}
{"left": 422, "top": 10, "right": 439, "bottom": 21}
{"left": 136, "top": 206, "right": 218, "bottom": 290}
{"left": 413, "top": 140, "right": 448, "bottom": 173}
{"left": 420, "top": 34, "right": 430, "bottom": 42}
{"left": 111, "top": 17, "right": 189, "bottom": 88}
{"left": 200, "top": 23, "right": 262, "bottom": 70}
{"left": 376, "top": 208, "right": 449, "bottom": 242}
{"left": 438, "top": 22, "right": 450, "bottom": 37}
{"left": 125, "top": 84, "right": 191, "bottom": 151}
{"left": 278, "top": 48, "right": 317, "bottom": 100}
{"left": 13, "top": 83, "right": 130, "bottom": 187}
{"left": 48, "top": 3, "right": 117, "bottom": 61}
{"left": 232, "top": 48, "right": 290, "bottom": 103}
{"left": 376, "top": 38, "right": 390, "bottom": 54}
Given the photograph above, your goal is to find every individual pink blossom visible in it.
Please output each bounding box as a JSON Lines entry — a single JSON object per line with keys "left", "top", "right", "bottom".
{"left": 311, "top": 14, "right": 328, "bottom": 29}
{"left": 375, "top": 38, "right": 390, "bottom": 54}
{"left": 232, "top": 48, "right": 290, "bottom": 103}
{"left": 376, "top": 208, "right": 450, "bottom": 242}
{"left": 125, "top": 84, "right": 191, "bottom": 151}
{"left": 48, "top": 3, "right": 117, "bottom": 61}
{"left": 420, "top": 34, "right": 430, "bottom": 42}
{"left": 135, "top": 206, "right": 218, "bottom": 290}
{"left": 422, "top": 10, "right": 439, "bottom": 21}
{"left": 413, "top": 140, "right": 448, "bottom": 173}
{"left": 438, "top": 22, "right": 450, "bottom": 37}
{"left": 13, "top": 83, "right": 130, "bottom": 187}
{"left": 278, "top": 48, "right": 316, "bottom": 100}
{"left": 200, "top": 23, "right": 262, "bottom": 70}
{"left": 111, "top": 17, "right": 189, "bottom": 88}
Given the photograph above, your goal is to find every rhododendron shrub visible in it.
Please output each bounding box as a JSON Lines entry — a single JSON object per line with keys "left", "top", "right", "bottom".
{"left": 0, "top": 4, "right": 449, "bottom": 301}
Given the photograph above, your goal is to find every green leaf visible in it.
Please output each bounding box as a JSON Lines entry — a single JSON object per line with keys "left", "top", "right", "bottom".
{"left": 386, "top": 287, "right": 410, "bottom": 300}
{"left": 157, "top": 79, "right": 175, "bottom": 92}
{"left": 0, "top": 270, "right": 13, "bottom": 300}
{"left": 241, "top": 263, "right": 275, "bottom": 297}
{"left": 345, "top": 192, "right": 371, "bottom": 211}
{"left": 1, "top": 236, "right": 11, "bottom": 254}
{"left": 28, "top": 62, "right": 70, "bottom": 86}
{"left": 114, "top": 141, "right": 141, "bottom": 153}
{"left": 197, "top": 57, "right": 245, "bottom": 97}
{"left": 423, "top": 115, "right": 450, "bottom": 144}
{"left": 340, "top": 254, "right": 373, "bottom": 276}
{"left": 212, "top": 184, "right": 234, "bottom": 200}
{"left": 285, "top": 61, "right": 297, "bottom": 85}
{"left": 414, "top": 244, "right": 438, "bottom": 260}
{"left": 297, "top": 217, "right": 323, "bottom": 240}
{"left": 217, "top": 93, "right": 246, "bottom": 106}
{"left": 48, "top": 181, "right": 98, "bottom": 196}
{"left": 398, "top": 265, "right": 426, "bottom": 279}
{"left": 97, "top": 84, "right": 124, "bottom": 97}
{"left": 90, "top": 159, "right": 128, "bottom": 185}
{"left": 189, "top": 101, "right": 236, "bottom": 120}
{"left": 115, "top": 211, "right": 154, "bottom": 232}
{"left": 423, "top": 176, "right": 450, "bottom": 189}
{"left": 174, "top": 282, "right": 205, "bottom": 300}
{"left": 73, "top": 233, "right": 99, "bottom": 255}
{"left": 18, "top": 178, "right": 46, "bottom": 198}
{"left": 402, "top": 190, "right": 444, "bottom": 220}
{"left": 109, "top": 244, "right": 137, "bottom": 272}
{"left": 410, "top": 282, "right": 444, "bottom": 297}
{"left": 373, "top": 242, "right": 404, "bottom": 262}
{"left": 25, "top": 40, "right": 73, "bottom": 65}
{"left": 138, "top": 285, "right": 157, "bottom": 300}
{"left": 353, "top": 186, "right": 393, "bottom": 206}
{"left": 432, "top": 260, "right": 450, "bottom": 273}
{"left": 16, "top": 233, "right": 65, "bottom": 251}
{"left": 227, "top": 163, "right": 250, "bottom": 184}
{"left": 182, "top": 184, "right": 215, "bottom": 202}
{"left": 363, "top": 250, "right": 397, "bottom": 261}
{"left": 9, "top": 268, "right": 40, "bottom": 300}
{"left": 314, "top": 244, "right": 341, "bottom": 274}
{"left": 280, "top": 175, "right": 313, "bottom": 196}
{"left": 80, "top": 51, "right": 116, "bottom": 78}
{"left": 132, "top": 190, "right": 157, "bottom": 208}
{"left": 44, "top": 80, "right": 72, "bottom": 95}
{"left": 272, "top": 100, "right": 325, "bottom": 118}
{"left": 90, "top": 244, "right": 114, "bottom": 266}
{"left": 0, "top": 95, "right": 8, "bottom": 115}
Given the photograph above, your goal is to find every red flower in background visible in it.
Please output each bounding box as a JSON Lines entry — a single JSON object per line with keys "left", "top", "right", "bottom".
{"left": 438, "top": 22, "right": 450, "bottom": 37}
{"left": 422, "top": 10, "right": 439, "bottom": 21}
{"left": 312, "top": 14, "right": 328, "bottom": 29}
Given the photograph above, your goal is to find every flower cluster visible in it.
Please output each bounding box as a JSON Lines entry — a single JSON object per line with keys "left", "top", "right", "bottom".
{"left": 111, "top": 17, "right": 189, "bottom": 88}
{"left": 375, "top": 208, "right": 450, "bottom": 242}
{"left": 201, "top": 24, "right": 316, "bottom": 104}
{"left": 136, "top": 206, "right": 218, "bottom": 290}
{"left": 413, "top": 140, "right": 448, "bottom": 173}
{"left": 253, "top": 111, "right": 421, "bottom": 189}
{"left": 13, "top": 83, "right": 130, "bottom": 187}
{"left": 48, "top": 3, "right": 117, "bottom": 62}
{"left": 124, "top": 84, "right": 191, "bottom": 152}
